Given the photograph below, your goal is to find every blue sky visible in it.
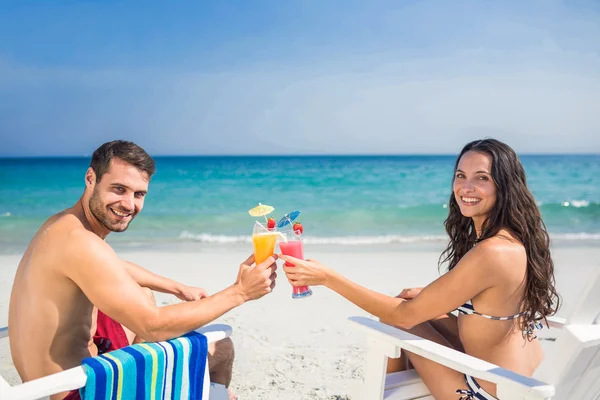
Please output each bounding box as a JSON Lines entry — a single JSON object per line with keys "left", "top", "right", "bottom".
{"left": 1, "top": 1, "right": 599, "bottom": 156}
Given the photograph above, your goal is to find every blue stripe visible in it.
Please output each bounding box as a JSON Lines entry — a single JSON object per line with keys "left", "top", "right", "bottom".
{"left": 112, "top": 349, "right": 137, "bottom": 399}
{"left": 133, "top": 344, "right": 156, "bottom": 396}
{"left": 183, "top": 332, "right": 208, "bottom": 398}
{"left": 83, "top": 358, "right": 108, "bottom": 400}
{"left": 157, "top": 342, "right": 169, "bottom": 400}
{"left": 155, "top": 343, "right": 167, "bottom": 399}
{"left": 186, "top": 336, "right": 198, "bottom": 398}
{"left": 147, "top": 342, "right": 166, "bottom": 399}
{"left": 167, "top": 339, "right": 182, "bottom": 400}
{"left": 98, "top": 357, "right": 114, "bottom": 400}
{"left": 81, "top": 363, "right": 97, "bottom": 400}
{"left": 122, "top": 347, "right": 146, "bottom": 399}
{"left": 101, "top": 354, "right": 120, "bottom": 400}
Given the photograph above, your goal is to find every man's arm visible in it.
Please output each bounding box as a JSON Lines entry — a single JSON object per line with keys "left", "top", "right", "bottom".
{"left": 65, "top": 230, "right": 276, "bottom": 341}
{"left": 123, "top": 261, "right": 194, "bottom": 296}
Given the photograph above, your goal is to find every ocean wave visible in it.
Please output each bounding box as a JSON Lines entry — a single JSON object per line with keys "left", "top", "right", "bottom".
{"left": 552, "top": 200, "right": 600, "bottom": 208}
{"left": 538, "top": 200, "right": 599, "bottom": 211}
{"left": 551, "top": 233, "right": 600, "bottom": 240}
{"left": 0, "top": 212, "right": 11, "bottom": 217}
{"left": 179, "top": 231, "right": 252, "bottom": 244}
{"left": 179, "top": 232, "right": 449, "bottom": 245}
{"left": 178, "top": 231, "right": 600, "bottom": 245}
{"left": 561, "top": 200, "right": 590, "bottom": 208}
{"left": 302, "top": 235, "right": 447, "bottom": 245}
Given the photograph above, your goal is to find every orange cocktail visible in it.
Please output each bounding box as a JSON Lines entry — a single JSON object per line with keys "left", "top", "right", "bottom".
{"left": 252, "top": 230, "right": 278, "bottom": 264}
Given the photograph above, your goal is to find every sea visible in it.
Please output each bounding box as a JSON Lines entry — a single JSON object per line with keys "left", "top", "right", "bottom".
{"left": 0, "top": 155, "right": 599, "bottom": 254}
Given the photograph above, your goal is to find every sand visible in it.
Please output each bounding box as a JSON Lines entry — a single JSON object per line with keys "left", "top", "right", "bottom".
{"left": 0, "top": 244, "right": 598, "bottom": 399}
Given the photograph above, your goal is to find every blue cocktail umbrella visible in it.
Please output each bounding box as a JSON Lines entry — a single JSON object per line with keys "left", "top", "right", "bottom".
{"left": 276, "top": 210, "right": 301, "bottom": 228}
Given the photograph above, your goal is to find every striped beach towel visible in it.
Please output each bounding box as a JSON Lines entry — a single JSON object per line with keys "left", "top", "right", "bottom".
{"left": 79, "top": 331, "right": 208, "bottom": 400}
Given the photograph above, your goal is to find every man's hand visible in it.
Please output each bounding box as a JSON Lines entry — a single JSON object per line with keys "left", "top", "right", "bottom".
{"left": 396, "top": 287, "right": 423, "bottom": 300}
{"left": 175, "top": 285, "right": 208, "bottom": 301}
{"left": 235, "top": 254, "right": 278, "bottom": 301}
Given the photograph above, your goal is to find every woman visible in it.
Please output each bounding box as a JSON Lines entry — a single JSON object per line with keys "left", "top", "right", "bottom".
{"left": 280, "top": 139, "right": 560, "bottom": 399}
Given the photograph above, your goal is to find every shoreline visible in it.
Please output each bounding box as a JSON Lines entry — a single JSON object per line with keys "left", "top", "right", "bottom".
{"left": 0, "top": 235, "right": 598, "bottom": 256}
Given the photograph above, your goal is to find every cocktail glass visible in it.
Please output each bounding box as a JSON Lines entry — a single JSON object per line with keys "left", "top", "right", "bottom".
{"left": 252, "top": 221, "right": 279, "bottom": 264}
{"left": 279, "top": 230, "right": 313, "bottom": 299}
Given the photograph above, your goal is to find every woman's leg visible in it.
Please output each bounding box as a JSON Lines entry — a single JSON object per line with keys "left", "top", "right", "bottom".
{"left": 381, "top": 314, "right": 410, "bottom": 373}
{"left": 429, "top": 314, "right": 464, "bottom": 352}
{"left": 401, "top": 322, "right": 472, "bottom": 400}
{"left": 379, "top": 317, "right": 480, "bottom": 399}
{"left": 386, "top": 349, "right": 410, "bottom": 373}
{"left": 383, "top": 313, "right": 463, "bottom": 373}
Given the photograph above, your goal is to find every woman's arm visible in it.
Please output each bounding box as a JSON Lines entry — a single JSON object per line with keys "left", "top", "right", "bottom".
{"left": 280, "top": 241, "right": 504, "bottom": 329}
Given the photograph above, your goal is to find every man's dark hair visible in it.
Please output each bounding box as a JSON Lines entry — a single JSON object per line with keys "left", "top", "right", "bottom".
{"left": 90, "top": 140, "right": 156, "bottom": 183}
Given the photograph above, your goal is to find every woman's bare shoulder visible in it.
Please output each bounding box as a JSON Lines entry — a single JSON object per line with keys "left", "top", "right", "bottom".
{"left": 475, "top": 231, "right": 527, "bottom": 272}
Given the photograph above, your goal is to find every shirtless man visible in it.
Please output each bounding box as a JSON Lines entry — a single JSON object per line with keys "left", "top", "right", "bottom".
{"left": 8, "top": 140, "right": 277, "bottom": 399}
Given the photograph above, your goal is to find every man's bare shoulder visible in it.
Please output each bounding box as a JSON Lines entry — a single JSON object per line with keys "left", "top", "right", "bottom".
{"left": 63, "top": 223, "right": 113, "bottom": 257}
{"left": 36, "top": 212, "right": 113, "bottom": 267}
{"left": 36, "top": 209, "right": 82, "bottom": 238}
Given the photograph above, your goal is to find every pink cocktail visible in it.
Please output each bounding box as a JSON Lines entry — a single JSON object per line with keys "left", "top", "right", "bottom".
{"left": 279, "top": 237, "right": 313, "bottom": 299}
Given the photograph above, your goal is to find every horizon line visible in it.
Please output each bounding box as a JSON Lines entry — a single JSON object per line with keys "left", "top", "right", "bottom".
{"left": 1, "top": 152, "right": 599, "bottom": 159}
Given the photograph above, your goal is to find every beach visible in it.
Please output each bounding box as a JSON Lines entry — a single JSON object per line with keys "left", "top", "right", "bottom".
{"left": 1, "top": 244, "right": 598, "bottom": 399}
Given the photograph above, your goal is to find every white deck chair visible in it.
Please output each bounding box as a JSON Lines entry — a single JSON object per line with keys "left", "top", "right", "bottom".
{"left": 0, "top": 324, "right": 231, "bottom": 400}
{"left": 349, "top": 270, "right": 600, "bottom": 400}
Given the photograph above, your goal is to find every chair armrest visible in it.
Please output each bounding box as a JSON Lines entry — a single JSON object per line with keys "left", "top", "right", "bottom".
{"left": 349, "top": 316, "right": 555, "bottom": 400}
{"left": 9, "top": 366, "right": 87, "bottom": 400}
{"left": 195, "top": 323, "right": 233, "bottom": 343}
{"left": 0, "top": 324, "right": 231, "bottom": 343}
{"left": 6, "top": 324, "right": 233, "bottom": 400}
{"left": 546, "top": 316, "right": 566, "bottom": 329}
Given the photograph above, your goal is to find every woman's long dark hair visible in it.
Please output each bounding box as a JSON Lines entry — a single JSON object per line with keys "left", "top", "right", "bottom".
{"left": 439, "top": 139, "right": 560, "bottom": 333}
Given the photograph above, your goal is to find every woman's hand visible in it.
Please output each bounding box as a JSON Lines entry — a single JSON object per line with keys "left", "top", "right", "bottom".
{"left": 176, "top": 285, "right": 208, "bottom": 301}
{"left": 397, "top": 287, "right": 423, "bottom": 300}
{"left": 279, "top": 254, "right": 332, "bottom": 287}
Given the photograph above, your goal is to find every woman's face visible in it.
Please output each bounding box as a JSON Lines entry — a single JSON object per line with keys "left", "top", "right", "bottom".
{"left": 453, "top": 151, "right": 497, "bottom": 223}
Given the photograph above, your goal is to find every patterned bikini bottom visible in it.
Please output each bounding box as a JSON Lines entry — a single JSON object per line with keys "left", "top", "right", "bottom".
{"left": 456, "top": 374, "right": 498, "bottom": 400}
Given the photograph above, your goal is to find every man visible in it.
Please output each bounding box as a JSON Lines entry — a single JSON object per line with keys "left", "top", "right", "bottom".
{"left": 8, "top": 140, "right": 277, "bottom": 400}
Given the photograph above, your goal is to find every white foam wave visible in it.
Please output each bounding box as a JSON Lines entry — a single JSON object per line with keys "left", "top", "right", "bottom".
{"left": 179, "top": 231, "right": 252, "bottom": 244}
{"left": 178, "top": 231, "right": 447, "bottom": 245}
{"left": 561, "top": 200, "right": 592, "bottom": 208}
{"left": 570, "top": 200, "right": 590, "bottom": 208}
{"left": 178, "top": 231, "right": 600, "bottom": 245}
{"left": 552, "top": 233, "right": 600, "bottom": 240}
{"left": 302, "top": 235, "right": 447, "bottom": 245}
{"left": 0, "top": 212, "right": 11, "bottom": 217}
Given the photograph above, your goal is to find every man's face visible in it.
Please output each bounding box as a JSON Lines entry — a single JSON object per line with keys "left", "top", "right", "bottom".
{"left": 88, "top": 158, "right": 149, "bottom": 233}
